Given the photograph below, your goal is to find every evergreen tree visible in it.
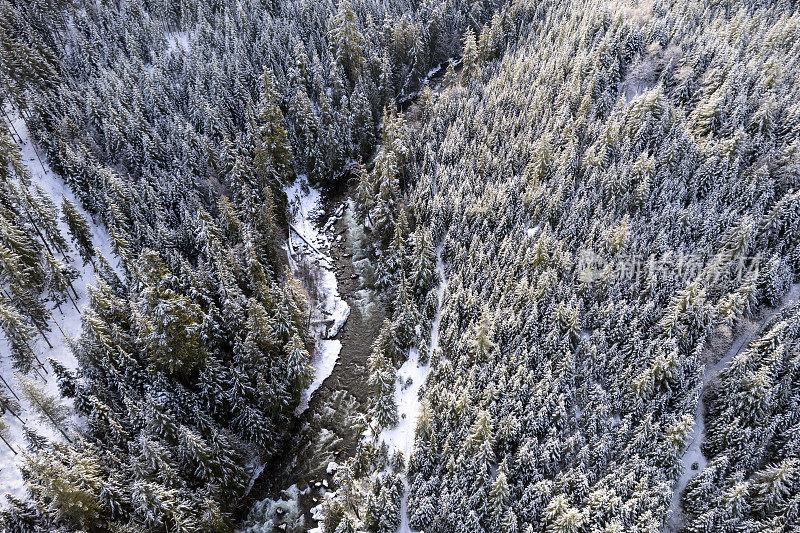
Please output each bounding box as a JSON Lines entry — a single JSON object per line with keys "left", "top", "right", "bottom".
{"left": 17, "top": 374, "right": 72, "bottom": 442}
{"left": 368, "top": 345, "right": 398, "bottom": 429}
{"left": 60, "top": 196, "right": 95, "bottom": 266}
{"left": 135, "top": 250, "right": 206, "bottom": 376}
{"left": 461, "top": 28, "right": 479, "bottom": 82}
{"left": 254, "top": 68, "right": 294, "bottom": 188}
{"left": 0, "top": 300, "right": 38, "bottom": 372}
{"left": 330, "top": 0, "right": 364, "bottom": 83}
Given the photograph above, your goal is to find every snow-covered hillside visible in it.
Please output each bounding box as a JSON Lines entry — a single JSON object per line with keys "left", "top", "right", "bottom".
{"left": 0, "top": 108, "right": 120, "bottom": 502}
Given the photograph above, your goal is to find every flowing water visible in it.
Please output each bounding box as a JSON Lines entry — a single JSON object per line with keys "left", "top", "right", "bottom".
{"left": 241, "top": 185, "right": 388, "bottom": 532}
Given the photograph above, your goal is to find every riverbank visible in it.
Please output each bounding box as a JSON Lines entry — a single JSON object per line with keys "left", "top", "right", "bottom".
{"left": 241, "top": 179, "right": 388, "bottom": 532}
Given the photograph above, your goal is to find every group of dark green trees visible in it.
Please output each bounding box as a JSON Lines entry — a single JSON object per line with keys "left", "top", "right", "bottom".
{"left": 320, "top": 0, "right": 800, "bottom": 532}
{"left": 4, "top": 0, "right": 800, "bottom": 531}
{"left": 0, "top": 0, "right": 504, "bottom": 531}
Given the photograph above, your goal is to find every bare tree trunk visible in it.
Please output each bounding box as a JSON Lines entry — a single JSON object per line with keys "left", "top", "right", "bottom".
{"left": 1, "top": 397, "right": 25, "bottom": 423}
{"left": 53, "top": 318, "right": 68, "bottom": 340}
{"left": 19, "top": 117, "right": 49, "bottom": 176}
{"left": 0, "top": 374, "right": 21, "bottom": 402}
{"left": 1, "top": 109, "right": 23, "bottom": 143}
{"left": 33, "top": 323, "right": 53, "bottom": 350}
{"left": 289, "top": 224, "right": 325, "bottom": 256}
{"left": 0, "top": 432, "right": 17, "bottom": 455}
{"left": 67, "top": 290, "right": 80, "bottom": 313}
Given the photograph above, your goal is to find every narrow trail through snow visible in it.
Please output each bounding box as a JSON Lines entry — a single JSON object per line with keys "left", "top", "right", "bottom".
{"left": 664, "top": 283, "right": 800, "bottom": 532}
{"left": 378, "top": 242, "right": 447, "bottom": 533}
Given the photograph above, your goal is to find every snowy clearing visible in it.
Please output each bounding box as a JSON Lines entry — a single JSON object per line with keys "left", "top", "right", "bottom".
{"left": 0, "top": 107, "right": 120, "bottom": 502}
{"left": 285, "top": 178, "right": 351, "bottom": 415}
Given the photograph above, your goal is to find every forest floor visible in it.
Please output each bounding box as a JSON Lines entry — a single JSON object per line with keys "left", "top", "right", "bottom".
{"left": 664, "top": 282, "right": 800, "bottom": 532}
{"left": 0, "top": 107, "right": 121, "bottom": 502}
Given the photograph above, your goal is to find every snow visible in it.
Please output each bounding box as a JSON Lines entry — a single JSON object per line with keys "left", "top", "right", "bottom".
{"left": 239, "top": 484, "right": 310, "bottom": 533}
{"left": 310, "top": 503, "right": 325, "bottom": 522}
{"left": 165, "top": 31, "right": 190, "bottom": 54}
{"left": 244, "top": 462, "right": 266, "bottom": 497}
{"left": 379, "top": 347, "right": 429, "bottom": 462}
{"left": 621, "top": 53, "right": 659, "bottom": 103}
{"left": 663, "top": 283, "right": 800, "bottom": 532}
{"left": 622, "top": 79, "right": 657, "bottom": 103}
{"left": 296, "top": 340, "right": 341, "bottom": 415}
{"left": 0, "top": 107, "right": 120, "bottom": 502}
{"left": 396, "top": 58, "right": 451, "bottom": 105}
{"left": 377, "top": 244, "right": 447, "bottom": 532}
{"left": 379, "top": 250, "right": 445, "bottom": 460}
{"left": 285, "top": 178, "right": 350, "bottom": 415}
{"left": 372, "top": 177, "right": 452, "bottom": 533}
{"left": 306, "top": 500, "right": 329, "bottom": 533}
{"left": 145, "top": 31, "right": 192, "bottom": 73}
{"left": 426, "top": 63, "right": 443, "bottom": 80}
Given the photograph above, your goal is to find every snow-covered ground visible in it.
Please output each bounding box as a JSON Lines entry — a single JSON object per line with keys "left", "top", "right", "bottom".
{"left": 369, "top": 83, "right": 449, "bottom": 533}
{"left": 378, "top": 244, "right": 447, "bottom": 532}
{"left": 397, "top": 56, "right": 457, "bottom": 105}
{"left": 285, "top": 178, "right": 350, "bottom": 415}
{"left": 0, "top": 107, "right": 120, "bottom": 502}
{"left": 145, "top": 30, "right": 192, "bottom": 73}
{"left": 165, "top": 31, "right": 190, "bottom": 54}
{"left": 664, "top": 283, "right": 800, "bottom": 531}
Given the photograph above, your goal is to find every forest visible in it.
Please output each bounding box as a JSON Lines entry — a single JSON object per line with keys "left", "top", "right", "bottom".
{"left": 1, "top": 0, "right": 800, "bottom": 532}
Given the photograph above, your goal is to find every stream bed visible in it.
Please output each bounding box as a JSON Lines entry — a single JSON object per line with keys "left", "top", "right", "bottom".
{"left": 240, "top": 180, "right": 388, "bottom": 532}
